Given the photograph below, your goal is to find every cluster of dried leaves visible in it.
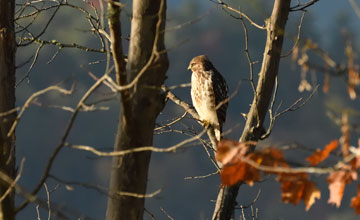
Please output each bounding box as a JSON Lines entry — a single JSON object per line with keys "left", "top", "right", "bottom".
{"left": 215, "top": 137, "right": 360, "bottom": 213}
{"left": 293, "top": 33, "right": 360, "bottom": 100}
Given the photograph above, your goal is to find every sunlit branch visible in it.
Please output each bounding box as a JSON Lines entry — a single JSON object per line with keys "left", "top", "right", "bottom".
{"left": 210, "top": 0, "right": 266, "bottom": 30}
{"left": 7, "top": 85, "right": 74, "bottom": 138}
{"left": 68, "top": 128, "right": 207, "bottom": 156}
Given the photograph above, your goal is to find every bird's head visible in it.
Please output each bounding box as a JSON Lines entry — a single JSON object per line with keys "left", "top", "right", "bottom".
{"left": 188, "top": 55, "right": 213, "bottom": 72}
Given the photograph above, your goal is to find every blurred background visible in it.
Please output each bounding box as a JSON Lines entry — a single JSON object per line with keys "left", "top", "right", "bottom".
{"left": 14, "top": 0, "right": 360, "bottom": 219}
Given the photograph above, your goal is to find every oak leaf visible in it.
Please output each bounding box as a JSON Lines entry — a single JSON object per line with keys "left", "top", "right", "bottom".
{"left": 220, "top": 160, "right": 260, "bottom": 186}
{"left": 302, "top": 181, "right": 321, "bottom": 211}
{"left": 215, "top": 140, "right": 250, "bottom": 165}
{"left": 306, "top": 140, "right": 338, "bottom": 166}
{"left": 216, "top": 140, "right": 259, "bottom": 186}
{"left": 277, "top": 173, "right": 320, "bottom": 211}
{"left": 255, "top": 148, "right": 288, "bottom": 175}
{"left": 327, "top": 168, "right": 357, "bottom": 207}
{"left": 351, "top": 184, "right": 360, "bottom": 214}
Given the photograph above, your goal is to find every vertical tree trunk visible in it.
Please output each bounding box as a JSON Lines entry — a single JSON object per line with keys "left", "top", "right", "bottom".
{"left": 0, "top": 0, "right": 16, "bottom": 219}
{"left": 212, "top": 0, "right": 291, "bottom": 219}
{"left": 105, "top": 0, "right": 168, "bottom": 219}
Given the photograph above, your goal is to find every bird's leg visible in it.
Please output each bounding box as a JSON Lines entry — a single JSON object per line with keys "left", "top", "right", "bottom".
{"left": 201, "top": 119, "right": 211, "bottom": 129}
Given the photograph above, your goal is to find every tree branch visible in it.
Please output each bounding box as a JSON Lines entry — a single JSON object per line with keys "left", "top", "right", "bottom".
{"left": 212, "top": 1, "right": 291, "bottom": 219}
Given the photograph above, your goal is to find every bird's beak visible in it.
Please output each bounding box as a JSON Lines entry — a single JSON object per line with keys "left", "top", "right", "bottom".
{"left": 187, "top": 64, "right": 191, "bottom": 71}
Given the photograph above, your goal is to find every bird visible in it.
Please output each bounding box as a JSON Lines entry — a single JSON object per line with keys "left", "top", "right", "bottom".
{"left": 188, "top": 55, "right": 229, "bottom": 141}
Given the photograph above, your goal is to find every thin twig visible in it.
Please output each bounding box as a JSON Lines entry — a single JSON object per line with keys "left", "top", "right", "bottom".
{"left": 155, "top": 111, "right": 187, "bottom": 131}
{"left": 211, "top": 0, "right": 266, "bottom": 30}
{"left": 235, "top": 189, "right": 261, "bottom": 209}
{"left": 349, "top": 0, "right": 360, "bottom": 19}
{"left": 281, "top": 11, "right": 305, "bottom": 57}
{"left": 184, "top": 170, "right": 219, "bottom": 180}
{"left": 239, "top": 13, "right": 256, "bottom": 95}
{"left": 0, "top": 108, "right": 20, "bottom": 118}
{"left": 68, "top": 128, "right": 207, "bottom": 156}
{"left": 165, "top": 83, "right": 191, "bottom": 90}
{"left": 49, "top": 174, "right": 161, "bottom": 198}
{"left": 44, "top": 183, "right": 51, "bottom": 220}
{"left": 261, "top": 84, "right": 319, "bottom": 139}
{"left": 144, "top": 208, "right": 157, "bottom": 220}
{"left": 16, "top": 43, "right": 43, "bottom": 86}
{"left": 7, "top": 85, "right": 74, "bottom": 138}
{"left": 290, "top": 0, "right": 319, "bottom": 11}
{"left": 160, "top": 207, "right": 175, "bottom": 220}
{"left": 0, "top": 158, "right": 25, "bottom": 202}
{"left": 15, "top": 67, "right": 114, "bottom": 213}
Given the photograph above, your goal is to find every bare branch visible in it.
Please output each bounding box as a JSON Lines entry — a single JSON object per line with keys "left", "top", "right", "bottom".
{"left": 236, "top": 189, "right": 261, "bottom": 209}
{"left": 281, "top": 11, "right": 305, "bottom": 57}
{"left": 166, "top": 83, "right": 191, "bottom": 90}
{"left": 0, "top": 108, "right": 20, "bottom": 118}
{"left": 164, "top": 7, "right": 214, "bottom": 32}
{"left": 160, "top": 207, "right": 175, "bottom": 220}
{"left": 163, "top": 87, "right": 218, "bottom": 147}
{"left": 7, "top": 85, "right": 74, "bottom": 138}
{"left": 290, "top": 0, "right": 319, "bottom": 11}
{"left": 211, "top": 0, "right": 266, "bottom": 30}
{"left": 18, "top": 1, "right": 61, "bottom": 47}
{"left": 144, "top": 208, "right": 157, "bottom": 220}
{"left": 155, "top": 111, "right": 187, "bottom": 131}
{"left": 184, "top": 170, "right": 219, "bottom": 180}
{"left": 0, "top": 158, "right": 25, "bottom": 202}
{"left": 32, "top": 100, "right": 110, "bottom": 113}
{"left": 49, "top": 175, "right": 161, "bottom": 199}
{"left": 16, "top": 43, "right": 43, "bottom": 86}
{"left": 15, "top": 67, "right": 114, "bottom": 213}
{"left": 240, "top": 151, "right": 355, "bottom": 174}
{"left": 349, "top": 0, "right": 360, "bottom": 19}
{"left": 239, "top": 13, "right": 256, "bottom": 95}
{"left": 68, "top": 128, "right": 207, "bottom": 156}
{"left": 116, "top": 189, "right": 162, "bottom": 199}
{"left": 19, "top": 37, "right": 107, "bottom": 53}
{"left": 213, "top": 1, "right": 292, "bottom": 219}
{"left": 261, "top": 84, "right": 319, "bottom": 139}
{"left": 44, "top": 183, "right": 51, "bottom": 220}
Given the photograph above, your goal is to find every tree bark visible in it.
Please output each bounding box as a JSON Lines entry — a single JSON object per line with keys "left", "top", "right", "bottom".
{"left": 105, "top": 0, "right": 168, "bottom": 219}
{"left": 0, "top": 0, "right": 16, "bottom": 219}
{"left": 212, "top": 0, "right": 291, "bottom": 219}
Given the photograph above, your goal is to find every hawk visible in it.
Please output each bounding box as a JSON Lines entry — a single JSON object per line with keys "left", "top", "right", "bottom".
{"left": 188, "top": 55, "right": 229, "bottom": 141}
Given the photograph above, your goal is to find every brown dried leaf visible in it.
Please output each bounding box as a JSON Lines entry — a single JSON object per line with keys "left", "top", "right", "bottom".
{"left": 278, "top": 173, "right": 308, "bottom": 205}
{"left": 327, "top": 168, "right": 357, "bottom": 207}
{"left": 220, "top": 160, "right": 260, "bottom": 186}
{"left": 302, "top": 181, "right": 321, "bottom": 211}
{"left": 215, "top": 139, "right": 250, "bottom": 165}
{"left": 256, "top": 148, "right": 288, "bottom": 175}
{"left": 306, "top": 140, "right": 338, "bottom": 166}
{"left": 277, "top": 173, "right": 320, "bottom": 211}
{"left": 351, "top": 184, "right": 360, "bottom": 214}
{"left": 216, "top": 140, "right": 259, "bottom": 186}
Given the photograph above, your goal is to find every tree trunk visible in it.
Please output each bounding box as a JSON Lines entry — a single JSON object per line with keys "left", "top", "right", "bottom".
{"left": 105, "top": 0, "right": 168, "bottom": 219}
{"left": 0, "top": 0, "right": 16, "bottom": 219}
{"left": 212, "top": 0, "right": 291, "bottom": 219}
